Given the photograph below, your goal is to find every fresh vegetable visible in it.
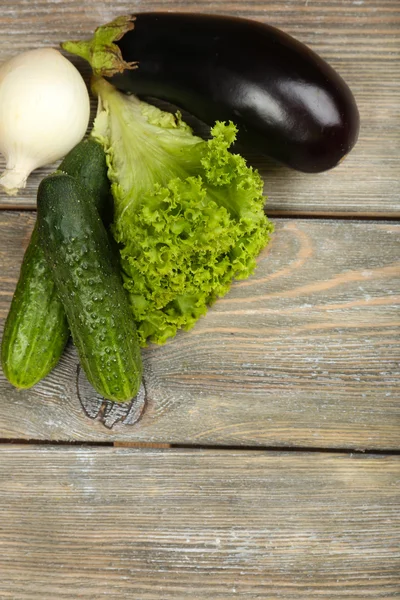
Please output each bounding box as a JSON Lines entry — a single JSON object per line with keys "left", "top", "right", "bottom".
{"left": 57, "top": 137, "right": 112, "bottom": 225}
{"left": 0, "top": 48, "right": 90, "bottom": 195}
{"left": 1, "top": 138, "right": 111, "bottom": 390}
{"left": 90, "top": 77, "right": 274, "bottom": 345}
{"left": 37, "top": 172, "right": 142, "bottom": 402}
{"left": 63, "top": 13, "right": 360, "bottom": 173}
{"left": 1, "top": 224, "right": 69, "bottom": 389}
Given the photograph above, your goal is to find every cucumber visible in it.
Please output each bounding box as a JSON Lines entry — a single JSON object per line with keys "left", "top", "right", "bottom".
{"left": 1, "top": 138, "right": 110, "bottom": 389}
{"left": 58, "top": 137, "right": 112, "bottom": 224}
{"left": 1, "top": 224, "right": 69, "bottom": 388}
{"left": 37, "top": 172, "right": 142, "bottom": 402}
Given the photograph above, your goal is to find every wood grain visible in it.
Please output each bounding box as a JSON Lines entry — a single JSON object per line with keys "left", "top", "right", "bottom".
{"left": 0, "top": 447, "right": 399, "bottom": 599}
{"left": 1, "top": 212, "right": 399, "bottom": 447}
{"left": 0, "top": 0, "right": 399, "bottom": 216}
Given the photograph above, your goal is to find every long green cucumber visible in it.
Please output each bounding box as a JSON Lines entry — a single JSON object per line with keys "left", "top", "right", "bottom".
{"left": 38, "top": 173, "right": 142, "bottom": 402}
{"left": 1, "top": 138, "right": 110, "bottom": 389}
{"left": 1, "top": 224, "right": 69, "bottom": 388}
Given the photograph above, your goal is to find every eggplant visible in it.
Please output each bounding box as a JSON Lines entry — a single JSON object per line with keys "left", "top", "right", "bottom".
{"left": 63, "top": 13, "right": 360, "bottom": 173}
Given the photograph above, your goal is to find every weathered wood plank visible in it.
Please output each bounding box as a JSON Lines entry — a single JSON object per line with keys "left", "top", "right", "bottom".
{"left": 0, "top": 212, "right": 399, "bottom": 447}
{"left": 0, "top": 0, "right": 399, "bottom": 216}
{"left": 0, "top": 447, "right": 399, "bottom": 599}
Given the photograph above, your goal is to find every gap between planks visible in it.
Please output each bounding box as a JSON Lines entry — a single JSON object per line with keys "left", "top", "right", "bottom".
{"left": 1, "top": 205, "right": 400, "bottom": 221}
{"left": 1, "top": 439, "right": 400, "bottom": 455}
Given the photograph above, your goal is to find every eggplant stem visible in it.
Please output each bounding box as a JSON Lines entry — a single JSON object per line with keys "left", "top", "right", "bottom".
{"left": 61, "top": 15, "right": 138, "bottom": 77}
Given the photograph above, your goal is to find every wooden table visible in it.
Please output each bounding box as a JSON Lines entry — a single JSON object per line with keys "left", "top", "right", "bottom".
{"left": 1, "top": 1, "right": 399, "bottom": 598}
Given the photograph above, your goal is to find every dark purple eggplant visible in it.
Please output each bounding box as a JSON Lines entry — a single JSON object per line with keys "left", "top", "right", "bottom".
{"left": 63, "top": 13, "right": 360, "bottom": 173}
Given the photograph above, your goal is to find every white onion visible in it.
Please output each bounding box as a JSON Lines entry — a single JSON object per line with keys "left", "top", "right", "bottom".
{"left": 0, "top": 48, "right": 90, "bottom": 196}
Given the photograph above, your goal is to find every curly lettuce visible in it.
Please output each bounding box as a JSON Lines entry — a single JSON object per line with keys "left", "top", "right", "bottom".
{"left": 91, "top": 77, "right": 273, "bottom": 345}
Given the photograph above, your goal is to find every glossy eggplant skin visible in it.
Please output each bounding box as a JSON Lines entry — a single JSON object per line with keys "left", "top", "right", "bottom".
{"left": 107, "top": 13, "right": 359, "bottom": 173}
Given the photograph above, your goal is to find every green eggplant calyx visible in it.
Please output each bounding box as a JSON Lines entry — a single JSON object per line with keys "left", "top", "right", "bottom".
{"left": 61, "top": 15, "right": 138, "bottom": 77}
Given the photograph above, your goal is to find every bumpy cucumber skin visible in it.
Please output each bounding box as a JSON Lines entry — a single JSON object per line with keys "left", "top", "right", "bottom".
{"left": 58, "top": 138, "right": 112, "bottom": 224}
{"left": 1, "top": 224, "right": 69, "bottom": 388}
{"left": 38, "top": 173, "right": 143, "bottom": 402}
{"left": 1, "top": 138, "right": 110, "bottom": 390}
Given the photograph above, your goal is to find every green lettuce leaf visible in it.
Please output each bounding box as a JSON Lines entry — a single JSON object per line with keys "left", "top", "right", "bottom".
{"left": 91, "top": 77, "right": 274, "bottom": 345}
